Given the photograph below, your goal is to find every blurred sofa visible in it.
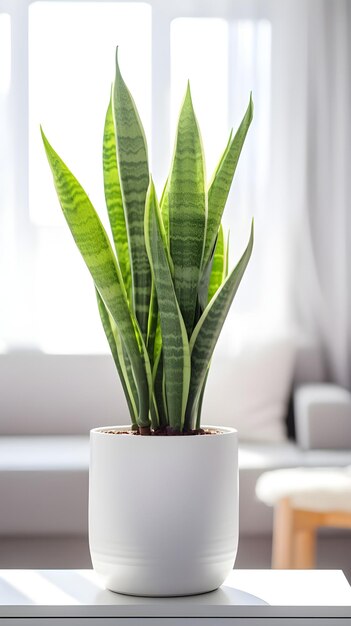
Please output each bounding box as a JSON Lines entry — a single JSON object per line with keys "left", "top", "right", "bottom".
{"left": 1, "top": 341, "right": 351, "bottom": 570}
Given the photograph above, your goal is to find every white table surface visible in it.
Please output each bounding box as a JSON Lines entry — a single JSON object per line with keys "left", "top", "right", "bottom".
{"left": 0, "top": 569, "right": 350, "bottom": 623}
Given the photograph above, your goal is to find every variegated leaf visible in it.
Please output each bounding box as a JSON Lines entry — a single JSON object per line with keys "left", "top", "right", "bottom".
{"left": 185, "top": 220, "right": 254, "bottom": 429}
{"left": 168, "top": 84, "right": 207, "bottom": 337}
{"left": 208, "top": 224, "right": 225, "bottom": 302}
{"left": 96, "top": 289, "right": 138, "bottom": 426}
{"left": 41, "top": 128, "right": 151, "bottom": 428}
{"left": 113, "top": 49, "right": 151, "bottom": 340}
{"left": 103, "top": 96, "right": 131, "bottom": 298}
{"left": 145, "top": 178, "right": 191, "bottom": 431}
{"left": 203, "top": 95, "right": 253, "bottom": 269}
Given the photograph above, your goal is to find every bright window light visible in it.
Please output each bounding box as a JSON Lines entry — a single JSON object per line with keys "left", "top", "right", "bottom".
{"left": 25, "top": 8, "right": 271, "bottom": 354}
{"left": 28, "top": 2, "right": 151, "bottom": 353}
{"left": 0, "top": 14, "right": 11, "bottom": 95}
{"left": 171, "top": 18, "right": 229, "bottom": 178}
{"left": 0, "top": 13, "right": 13, "bottom": 351}
{"left": 224, "top": 20, "right": 272, "bottom": 336}
{"left": 227, "top": 20, "right": 272, "bottom": 219}
{"left": 29, "top": 1, "right": 151, "bottom": 227}
{"left": 170, "top": 17, "right": 271, "bottom": 230}
{"left": 171, "top": 17, "right": 271, "bottom": 346}
{"left": 0, "top": 571, "right": 79, "bottom": 605}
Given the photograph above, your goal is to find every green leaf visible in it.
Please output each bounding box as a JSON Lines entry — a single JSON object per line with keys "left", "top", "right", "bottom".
{"left": 207, "top": 224, "right": 225, "bottom": 302}
{"left": 146, "top": 280, "right": 158, "bottom": 363}
{"left": 185, "top": 220, "right": 254, "bottom": 429}
{"left": 145, "top": 177, "right": 191, "bottom": 431}
{"left": 195, "top": 368, "right": 210, "bottom": 430}
{"left": 203, "top": 95, "right": 253, "bottom": 269}
{"left": 160, "top": 176, "right": 170, "bottom": 246}
{"left": 96, "top": 289, "right": 138, "bottom": 426}
{"left": 168, "top": 83, "right": 207, "bottom": 337}
{"left": 113, "top": 48, "right": 151, "bottom": 340}
{"left": 197, "top": 256, "right": 214, "bottom": 313}
{"left": 41, "top": 128, "right": 151, "bottom": 428}
{"left": 103, "top": 96, "right": 131, "bottom": 298}
{"left": 208, "top": 129, "right": 233, "bottom": 191}
{"left": 152, "top": 352, "right": 168, "bottom": 428}
{"left": 159, "top": 184, "right": 174, "bottom": 274}
{"left": 153, "top": 316, "right": 163, "bottom": 364}
{"left": 197, "top": 224, "right": 225, "bottom": 312}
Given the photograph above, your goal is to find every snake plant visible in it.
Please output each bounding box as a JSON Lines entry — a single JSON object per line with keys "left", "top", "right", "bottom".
{"left": 41, "top": 50, "right": 254, "bottom": 435}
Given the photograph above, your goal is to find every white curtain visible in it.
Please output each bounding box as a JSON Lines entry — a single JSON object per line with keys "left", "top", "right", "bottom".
{"left": 268, "top": 0, "right": 351, "bottom": 387}
{"left": 0, "top": 0, "right": 349, "bottom": 386}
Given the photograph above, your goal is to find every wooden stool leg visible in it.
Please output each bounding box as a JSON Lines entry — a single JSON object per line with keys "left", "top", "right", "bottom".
{"left": 293, "top": 526, "right": 316, "bottom": 569}
{"left": 272, "top": 498, "right": 294, "bottom": 569}
{"left": 293, "top": 529, "right": 316, "bottom": 568}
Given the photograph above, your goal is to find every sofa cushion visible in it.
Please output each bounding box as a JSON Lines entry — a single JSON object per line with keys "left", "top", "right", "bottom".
{"left": 0, "top": 354, "right": 128, "bottom": 435}
{"left": 202, "top": 335, "right": 296, "bottom": 442}
{"left": 0, "top": 437, "right": 89, "bottom": 535}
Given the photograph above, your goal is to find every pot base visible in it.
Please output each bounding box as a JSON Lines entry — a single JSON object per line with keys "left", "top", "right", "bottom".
{"left": 91, "top": 553, "right": 236, "bottom": 597}
{"left": 106, "top": 585, "right": 220, "bottom": 598}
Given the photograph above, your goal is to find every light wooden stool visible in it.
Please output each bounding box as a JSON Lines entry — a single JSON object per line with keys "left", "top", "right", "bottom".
{"left": 256, "top": 467, "right": 351, "bottom": 569}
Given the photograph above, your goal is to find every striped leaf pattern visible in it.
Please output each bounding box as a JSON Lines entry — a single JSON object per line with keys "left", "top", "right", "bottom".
{"left": 185, "top": 221, "right": 254, "bottom": 429}
{"left": 203, "top": 95, "right": 253, "bottom": 269}
{"left": 195, "top": 368, "right": 210, "bottom": 430}
{"left": 197, "top": 255, "right": 214, "bottom": 313}
{"left": 145, "top": 178, "right": 191, "bottom": 431}
{"left": 208, "top": 129, "right": 233, "bottom": 194}
{"left": 168, "top": 84, "right": 207, "bottom": 337}
{"left": 146, "top": 281, "right": 158, "bottom": 362}
{"left": 160, "top": 177, "right": 170, "bottom": 245}
{"left": 41, "top": 128, "right": 151, "bottom": 428}
{"left": 113, "top": 49, "right": 151, "bottom": 340}
{"left": 96, "top": 289, "right": 138, "bottom": 426}
{"left": 152, "top": 354, "right": 168, "bottom": 428}
{"left": 103, "top": 97, "right": 131, "bottom": 298}
{"left": 207, "top": 224, "right": 225, "bottom": 302}
{"left": 42, "top": 47, "right": 254, "bottom": 433}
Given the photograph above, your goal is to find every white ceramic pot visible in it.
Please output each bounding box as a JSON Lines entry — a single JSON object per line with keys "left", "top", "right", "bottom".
{"left": 89, "top": 425, "right": 238, "bottom": 596}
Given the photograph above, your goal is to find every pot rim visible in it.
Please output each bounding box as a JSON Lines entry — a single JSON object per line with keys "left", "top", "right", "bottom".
{"left": 90, "top": 424, "right": 237, "bottom": 437}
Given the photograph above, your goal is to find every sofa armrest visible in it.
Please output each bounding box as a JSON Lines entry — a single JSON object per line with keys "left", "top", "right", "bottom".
{"left": 294, "top": 384, "right": 351, "bottom": 450}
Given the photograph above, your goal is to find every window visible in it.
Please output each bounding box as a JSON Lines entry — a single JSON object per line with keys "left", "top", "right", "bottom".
{"left": 29, "top": 1, "right": 151, "bottom": 353}
{"left": 0, "top": 11, "right": 12, "bottom": 352}
{"left": 0, "top": 0, "right": 272, "bottom": 354}
{"left": 171, "top": 17, "right": 271, "bottom": 328}
{"left": 171, "top": 18, "right": 229, "bottom": 177}
{"left": 0, "top": 13, "right": 11, "bottom": 96}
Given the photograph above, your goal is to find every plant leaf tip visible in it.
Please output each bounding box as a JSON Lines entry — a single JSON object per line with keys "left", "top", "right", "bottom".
{"left": 40, "top": 125, "right": 50, "bottom": 150}
{"left": 115, "top": 46, "right": 121, "bottom": 75}
{"left": 250, "top": 217, "right": 255, "bottom": 244}
{"left": 249, "top": 92, "right": 254, "bottom": 117}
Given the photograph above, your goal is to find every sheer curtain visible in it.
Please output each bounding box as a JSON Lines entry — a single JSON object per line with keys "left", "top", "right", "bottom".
{"left": 268, "top": 0, "right": 351, "bottom": 387}
{"left": 0, "top": 0, "right": 350, "bottom": 390}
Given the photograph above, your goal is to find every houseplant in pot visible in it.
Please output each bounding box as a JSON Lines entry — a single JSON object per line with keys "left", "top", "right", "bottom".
{"left": 41, "top": 49, "right": 253, "bottom": 596}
